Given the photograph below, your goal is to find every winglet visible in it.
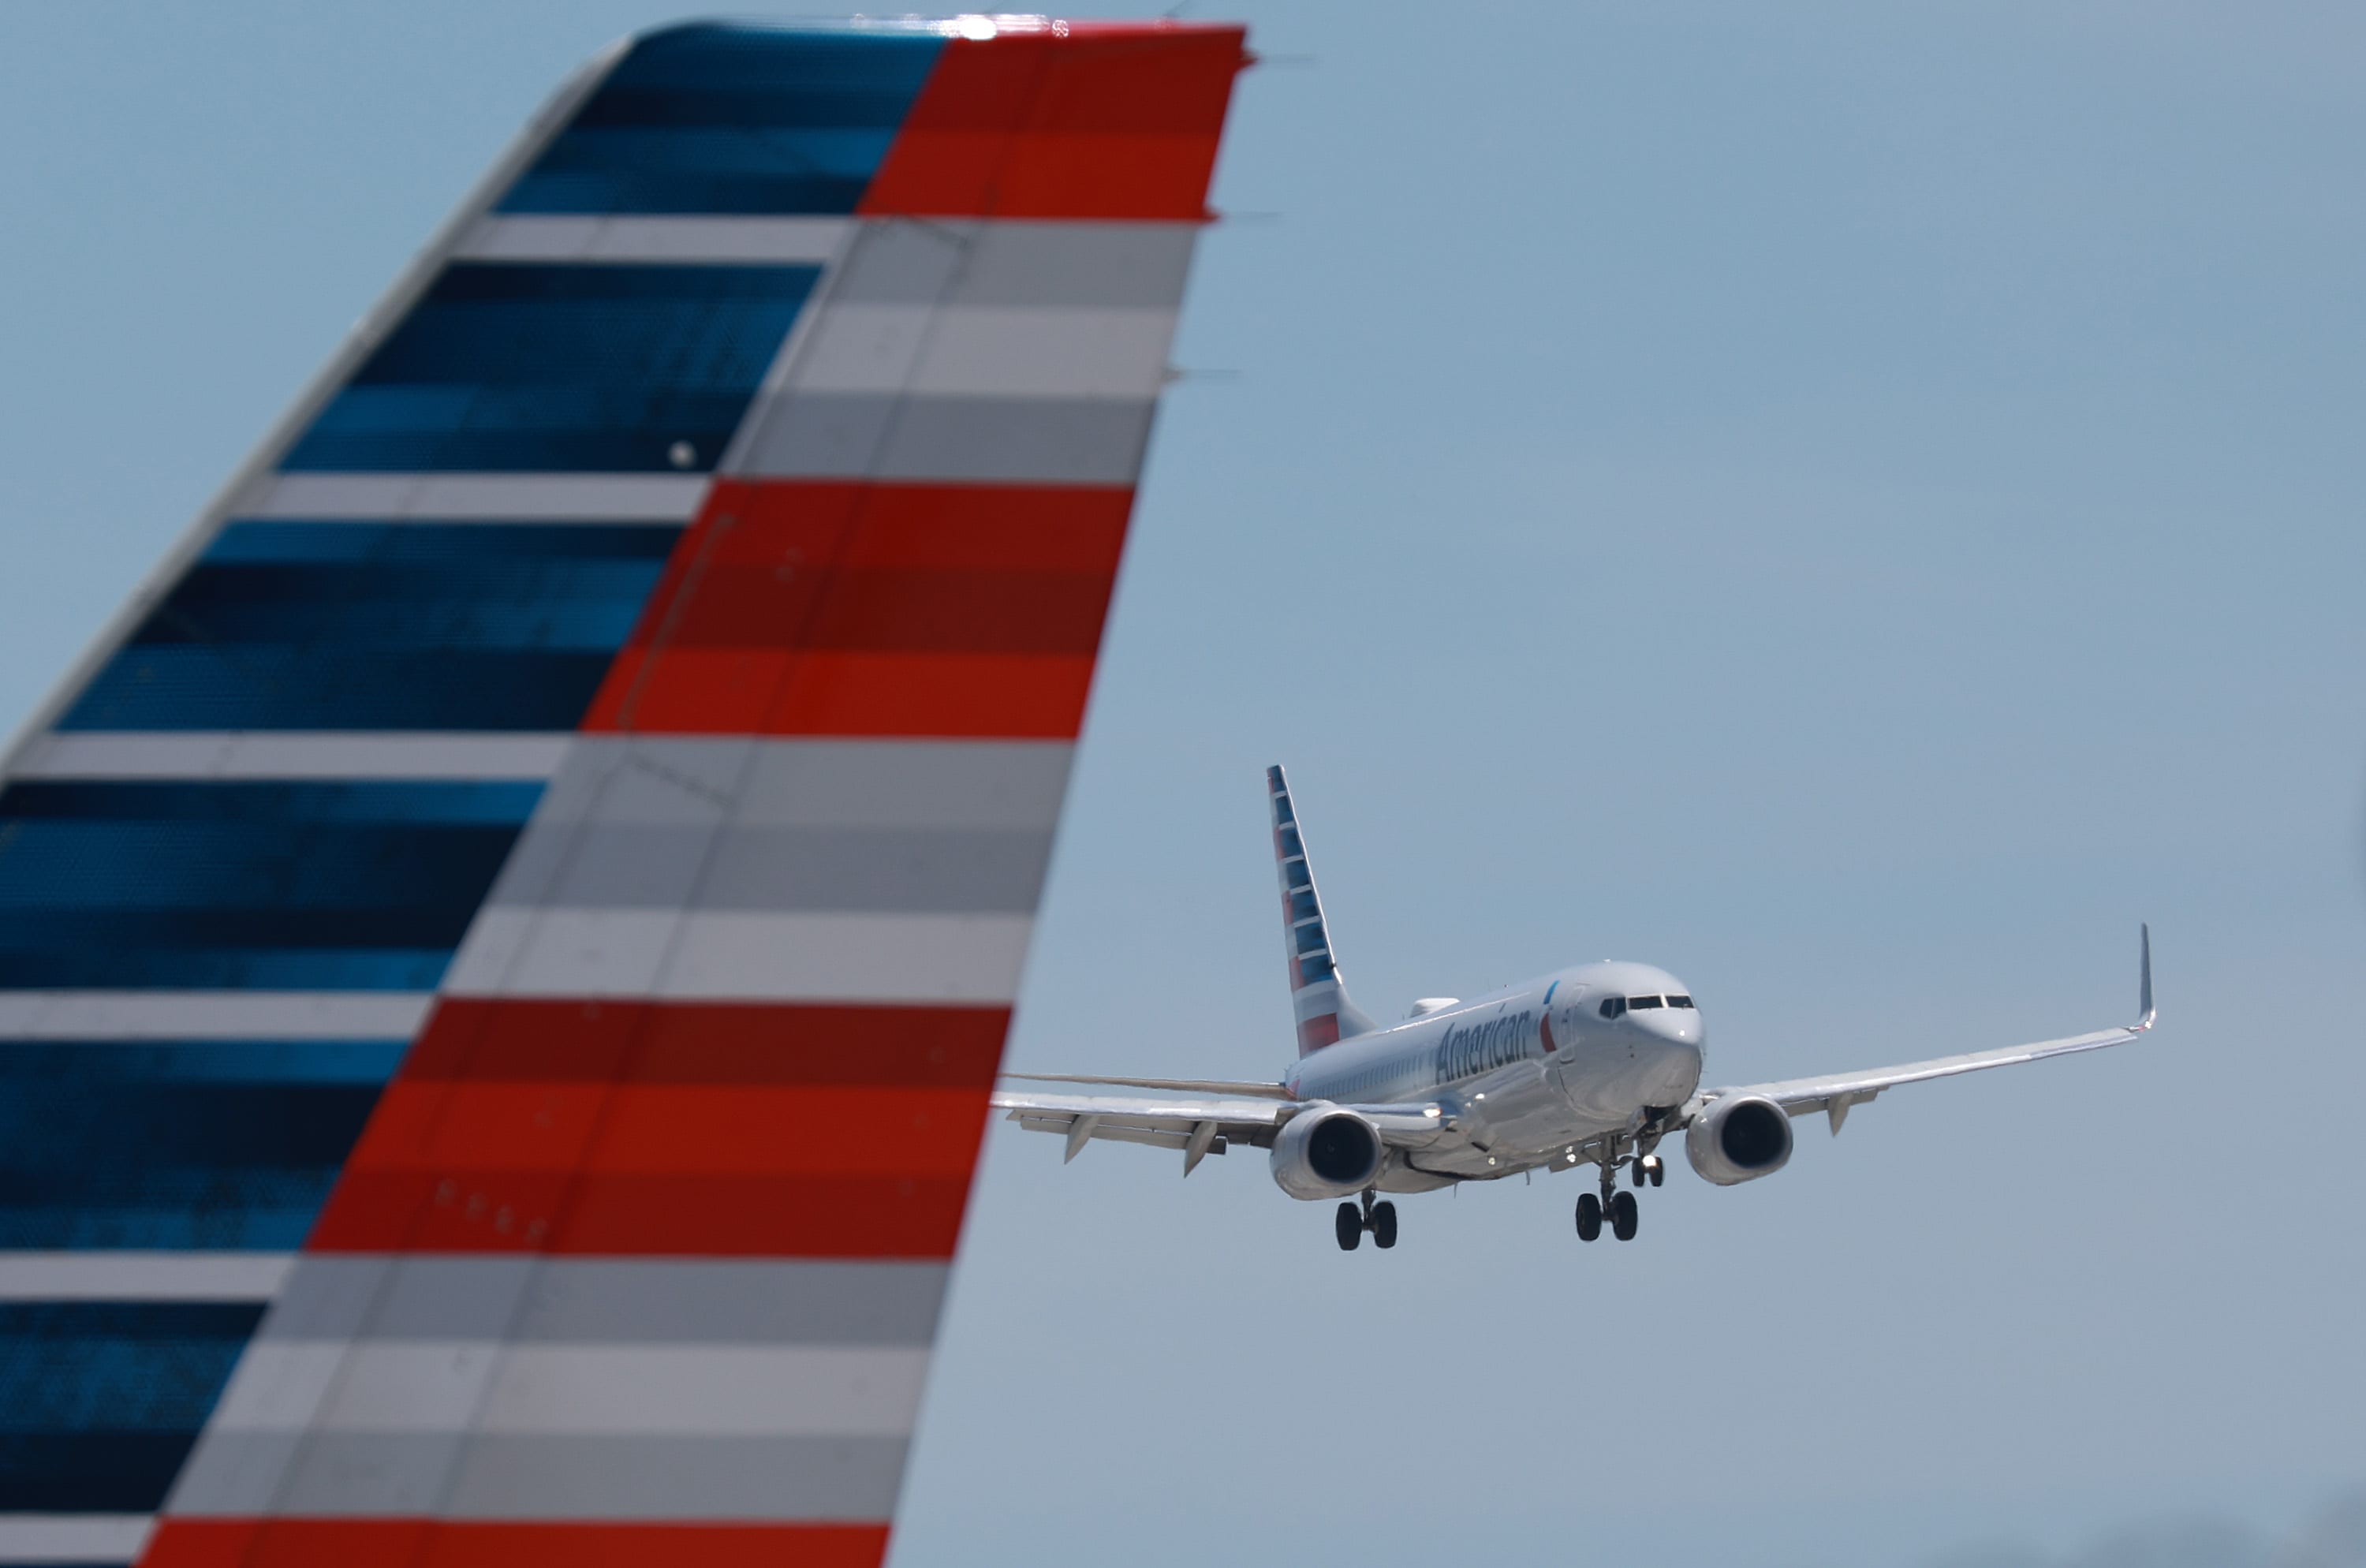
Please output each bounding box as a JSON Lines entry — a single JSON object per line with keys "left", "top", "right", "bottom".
{"left": 2136, "top": 923, "right": 2155, "bottom": 1030}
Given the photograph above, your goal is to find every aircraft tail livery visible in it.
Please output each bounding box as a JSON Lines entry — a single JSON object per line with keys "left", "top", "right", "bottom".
{"left": 0, "top": 19, "right": 1245, "bottom": 1568}
{"left": 1267, "top": 764, "right": 1375, "bottom": 1053}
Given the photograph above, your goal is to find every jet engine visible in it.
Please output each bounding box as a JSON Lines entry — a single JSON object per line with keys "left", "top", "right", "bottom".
{"left": 1684, "top": 1094, "right": 1793, "bottom": 1185}
{"left": 1269, "top": 1105, "right": 1385, "bottom": 1200}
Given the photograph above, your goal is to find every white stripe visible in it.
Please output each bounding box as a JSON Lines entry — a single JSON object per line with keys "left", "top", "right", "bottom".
{"left": 0, "top": 991, "right": 431, "bottom": 1039}
{"left": 11, "top": 733, "right": 573, "bottom": 782}
{"left": 0, "top": 1515, "right": 155, "bottom": 1564}
{"left": 444, "top": 909, "right": 1032, "bottom": 1002}
{"left": 454, "top": 214, "right": 851, "bottom": 264}
{"left": 229, "top": 472, "right": 707, "bottom": 522}
{"left": 212, "top": 1342, "right": 929, "bottom": 1438}
{"left": 785, "top": 304, "right": 1179, "bottom": 400}
{"left": 0, "top": 1252, "right": 293, "bottom": 1301}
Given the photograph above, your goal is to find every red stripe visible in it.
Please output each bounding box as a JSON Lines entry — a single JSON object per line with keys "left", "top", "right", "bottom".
{"left": 1297, "top": 1014, "right": 1341, "bottom": 1052}
{"left": 589, "top": 648, "right": 1100, "bottom": 737}
{"left": 584, "top": 480, "right": 1131, "bottom": 737}
{"left": 401, "top": 999, "right": 1011, "bottom": 1087}
{"left": 141, "top": 1519, "right": 890, "bottom": 1568}
{"left": 348, "top": 1083, "right": 990, "bottom": 1178}
{"left": 310, "top": 1170, "right": 972, "bottom": 1256}
{"left": 301, "top": 999, "right": 1007, "bottom": 1257}
{"left": 860, "top": 24, "right": 1248, "bottom": 219}
{"left": 647, "top": 480, "right": 1134, "bottom": 572}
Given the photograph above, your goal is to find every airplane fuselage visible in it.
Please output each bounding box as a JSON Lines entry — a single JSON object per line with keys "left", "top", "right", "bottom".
{"left": 1282, "top": 959, "right": 1705, "bottom": 1188}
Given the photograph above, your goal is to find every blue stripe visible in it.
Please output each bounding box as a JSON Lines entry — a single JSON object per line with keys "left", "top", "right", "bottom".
{"left": 0, "top": 1040, "right": 393, "bottom": 1249}
{"left": 0, "top": 780, "right": 543, "bottom": 823}
{"left": 60, "top": 648, "right": 621, "bottom": 732}
{"left": 60, "top": 524, "right": 677, "bottom": 733}
{"left": 0, "top": 782, "right": 538, "bottom": 991}
{"left": 0, "top": 1303, "right": 261, "bottom": 1511}
{"left": 0, "top": 1432, "right": 210, "bottom": 1512}
{"left": 0, "top": 1040, "right": 409, "bottom": 1085}
{"left": 499, "top": 25, "right": 944, "bottom": 215}
{"left": 200, "top": 520, "right": 682, "bottom": 562}
{"left": 279, "top": 263, "right": 816, "bottom": 473}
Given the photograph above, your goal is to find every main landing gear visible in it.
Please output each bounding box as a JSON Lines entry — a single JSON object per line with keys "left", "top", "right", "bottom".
{"left": 1576, "top": 1152, "right": 1658, "bottom": 1243}
{"left": 1335, "top": 1189, "right": 1398, "bottom": 1251}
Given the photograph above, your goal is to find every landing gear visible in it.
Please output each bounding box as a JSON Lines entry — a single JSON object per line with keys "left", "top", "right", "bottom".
{"left": 1574, "top": 1192, "right": 1603, "bottom": 1241}
{"left": 1337, "top": 1191, "right": 1398, "bottom": 1251}
{"left": 1577, "top": 1148, "right": 1647, "bottom": 1242}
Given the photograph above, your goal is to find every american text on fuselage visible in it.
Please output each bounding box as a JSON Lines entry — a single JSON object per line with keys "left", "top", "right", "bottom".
{"left": 1272, "top": 959, "right": 1712, "bottom": 1247}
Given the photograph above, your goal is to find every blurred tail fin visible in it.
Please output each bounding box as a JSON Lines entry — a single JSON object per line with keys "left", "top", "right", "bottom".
{"left": 1266, "top": 765, "right": 1376, "bottom": 1055}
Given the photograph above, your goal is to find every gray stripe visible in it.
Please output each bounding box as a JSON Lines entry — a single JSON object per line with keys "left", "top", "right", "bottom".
{"left": 0, "top": 991, "right": 429, "bottom": 1040}
{"left": 0, "top": 1514, "right": 154, "bottom": 1562}
{"left": 171, "top": 1432, "right": 906, "bottom": 1520}
{"left": 824, "top": 219, "right": 1200, "bottom": 309}
{"left": 456, "top": 215, "right": 850, "bottom": 265}
{"left": 489, "top": 825, "right": 1053, "bottom": 913}
{"left": 783, "top": 304, "right": 1177, "bottom": 401}
{"left": 264, "top": 1258, "right": 948, "bottom": 1345}
{"left": 230, "top": 472, "right": 707, "bottom": 521}
{"left": 448, "top": 1435, "right": 908, "bottom": 1520}
{"left": 13, "top": 733, "right": 571, "bottom": 781}
{"left": 0, "top": 1252, "right": 292, "bottom": 1302}
{"left": 738, "top": 393, "right": 1155, "bottom": 486}
{"left": 443, "top": 909, "right": 1032, "bottom": 1002}
{"left": 525, "top": 739, "right": 1073, "bottom": 831}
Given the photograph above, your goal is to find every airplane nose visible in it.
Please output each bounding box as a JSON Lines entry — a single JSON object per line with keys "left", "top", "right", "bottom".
{"left": 1639, "top": 1008, "right": 1702, "bottom": 1048}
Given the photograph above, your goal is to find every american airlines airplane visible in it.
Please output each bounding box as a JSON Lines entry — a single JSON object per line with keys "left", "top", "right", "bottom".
{"left": 994, "top": 765, "right": 2155, "bottom": 1250}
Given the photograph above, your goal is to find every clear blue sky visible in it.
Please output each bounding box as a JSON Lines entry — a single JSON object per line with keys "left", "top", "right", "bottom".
{"left": 4, "top": 4, "right": 2363, "bottom": 1565}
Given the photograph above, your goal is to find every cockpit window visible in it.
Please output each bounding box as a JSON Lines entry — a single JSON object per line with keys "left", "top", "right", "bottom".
{"left": 1597, "top": 997, "right": 1625, "bottom": 1019}
{"left": 1628, "top": 995, "right": 1664, "bottom": 1010}
{"left": 1668, "top": 995, "right": 1694, "bottom": 1009}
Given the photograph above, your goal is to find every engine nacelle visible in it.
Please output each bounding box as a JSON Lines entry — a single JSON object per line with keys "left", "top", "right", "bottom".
{"left": 1685, "top": 1094, "right": 1794, "bottom": 1186}
{"left": 1269, "top": 1105, "right": 1385, "bottom": 1200}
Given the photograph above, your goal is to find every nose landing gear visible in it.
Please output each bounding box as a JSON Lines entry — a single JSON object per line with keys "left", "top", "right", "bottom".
{"left": 1334, "top": 1190, "right": 1398, "bottom": 1252}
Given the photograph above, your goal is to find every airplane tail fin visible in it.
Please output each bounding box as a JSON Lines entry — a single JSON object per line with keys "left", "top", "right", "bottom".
{"left": 1266, "top": 765, "right": 1377, "bottom": 1055}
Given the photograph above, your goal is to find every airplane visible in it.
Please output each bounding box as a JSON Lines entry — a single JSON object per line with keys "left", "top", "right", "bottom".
{"left": 992, "top": 764, "right": 2155, "bottom": 1250}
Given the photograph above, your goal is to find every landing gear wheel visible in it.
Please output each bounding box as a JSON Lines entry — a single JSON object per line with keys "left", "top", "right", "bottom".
{"left": 1630, "top": 1159, "right": 1648, "bottom": 1189}
{"left": 1334, "top": 1202, "right": 1362, "bottom": 1251}
{"left": 1609, "top": 1189, "right": 1639, "bottom": 1241}
{"left": 1574, "top": 1192, "right": 1603, "bottom": 1242}
{"left": 1371, "top": 1201, "right": 1398, "bottom": 1249}
{"left": 1648, "top": 1157, "right": 1665, "bottom": 1188}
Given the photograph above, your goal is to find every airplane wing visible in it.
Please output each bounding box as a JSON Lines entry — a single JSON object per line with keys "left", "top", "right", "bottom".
{"left": 990, "top": 1088, "right": 1450, "bottom": 1173}
{"left": 0, "top": 19, "right": 1245, "bottom": 1568}
{"left": 1689, "top": 926, "right": 2155, "bottom": 1133}
{"left": 1000, "top": 1070, "right": 1293, "bottom": 1099}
